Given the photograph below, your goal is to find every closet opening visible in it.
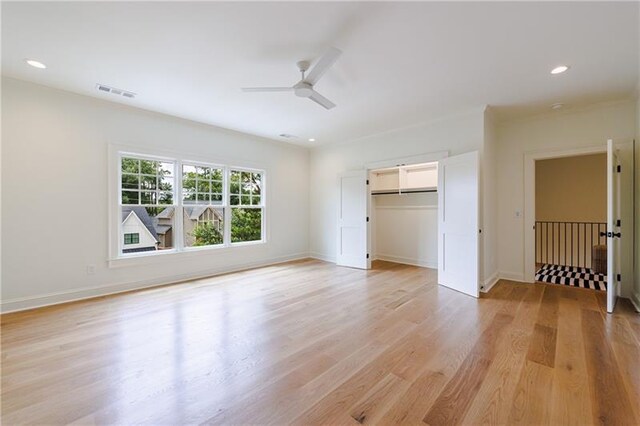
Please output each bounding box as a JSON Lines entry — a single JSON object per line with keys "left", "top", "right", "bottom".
{"left": 369, "top": 161, "right": 438, "bottom": 269}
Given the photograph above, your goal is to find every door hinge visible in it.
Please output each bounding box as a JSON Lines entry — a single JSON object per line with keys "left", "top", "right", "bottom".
{"left": 366, "top": 253, "right": 370, "bottom": 259}
{"left": 617, "top": 273, "right": 621, "bottom": 282}
{"left": 366, "top": 179, "right": 369, "bottom": 185}
{"left": 616, "top": 165, "right": 621, "bottom": 173}
{"left": 366, "top": 216, "right": 369, "bottom": 222}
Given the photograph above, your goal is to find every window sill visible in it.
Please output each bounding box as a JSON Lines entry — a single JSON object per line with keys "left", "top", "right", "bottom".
{"left": 108, "top": 240, "right": 267, "bottom": 268}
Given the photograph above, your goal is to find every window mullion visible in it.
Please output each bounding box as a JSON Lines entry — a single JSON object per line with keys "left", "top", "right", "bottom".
{"left": 224, "top": 166, "right": 231, "bottom": 247}
{"left": 176, "top": 159, "right": 184, "bottom": 252}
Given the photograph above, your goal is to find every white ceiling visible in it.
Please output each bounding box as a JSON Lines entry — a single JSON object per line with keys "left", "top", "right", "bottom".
{"left": 2, "top": 2, "right": 638, "bottom": 146}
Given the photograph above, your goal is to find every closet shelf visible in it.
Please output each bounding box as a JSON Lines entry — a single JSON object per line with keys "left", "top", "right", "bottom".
{"left": 370, "top": 162, "right": 438, "bottom": 195}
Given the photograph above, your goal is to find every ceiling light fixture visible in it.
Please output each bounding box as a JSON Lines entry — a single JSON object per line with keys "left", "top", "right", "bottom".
{"left": 25, "top": 59, "right": 46, "bottom": 69}
{"left": 551, "top": 103, "right": 564, "bottom": 110}
{"left": 308, "top": 138, "right": 316, "bottom": 142}
{"left": 550, "top": 65, "right": 569, "bottom": 75}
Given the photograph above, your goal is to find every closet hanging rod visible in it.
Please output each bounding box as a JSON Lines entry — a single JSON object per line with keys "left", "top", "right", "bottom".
{"left": 372, "top": 189, "right": 437, "bottom": 195}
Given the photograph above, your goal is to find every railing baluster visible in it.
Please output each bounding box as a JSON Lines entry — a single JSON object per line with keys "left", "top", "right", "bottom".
{"left": 544, "top": 222, "right": 547, "bottom": 264}
{"left": 534, "top": 221, "right": 605, "bottom": 270}
{"left": 564, "top": 222, "right": 567, "bottom": 267}
{"left": 535, "top": 222, "right": 537, "bottom": 264}
{"left": 591, "top": 223, "right": 594, "bottom": 269}
{"left": 582, "top": 223, "right": 587, "bottom": 268}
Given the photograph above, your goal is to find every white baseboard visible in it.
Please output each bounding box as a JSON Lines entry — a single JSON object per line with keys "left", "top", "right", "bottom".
{"left": 498, "top": 271, "right": 528, "bottom": 283}
{"left": 630, "top": 292, "right": 640, "bottom": 313}
{"left": 374, "top": 254, "right": 437, "bottom": 269}
{"left": 481, "top": 272, "right": 499, "bottom": 293}
{"left": 1, "top": 253, "right": 310, "bottom": 314}
{"left": 308, "top": 251, "right": 336, "bottom": 263}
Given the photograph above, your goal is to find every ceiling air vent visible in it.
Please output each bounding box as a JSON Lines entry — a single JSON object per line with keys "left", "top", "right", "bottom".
{"left": 279, "top": 133, "right": 298, "bottom": 139}
{"left": 95, "top": 83, "right": 136, "bottom": 99}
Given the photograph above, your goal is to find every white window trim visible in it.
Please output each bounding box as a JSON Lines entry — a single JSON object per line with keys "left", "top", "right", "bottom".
{"left": 108, "top": 144, "right": 268, "bottom": 268}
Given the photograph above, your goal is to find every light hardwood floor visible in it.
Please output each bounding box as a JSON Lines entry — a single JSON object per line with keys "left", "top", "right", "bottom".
{"left": 2, "top": 259, "right": 639, "bottom": 425}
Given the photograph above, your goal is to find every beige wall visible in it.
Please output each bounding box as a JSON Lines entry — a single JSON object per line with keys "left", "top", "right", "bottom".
{"left": 535, "top": 154, "right": 607, "bottom": 223}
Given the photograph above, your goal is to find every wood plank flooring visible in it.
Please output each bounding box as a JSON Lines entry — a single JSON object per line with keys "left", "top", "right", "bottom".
{"left": 1, "top": 259, "right": 639, "bottom": 425}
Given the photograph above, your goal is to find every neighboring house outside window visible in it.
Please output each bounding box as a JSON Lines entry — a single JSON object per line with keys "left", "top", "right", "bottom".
{"left": 121, "top": 207, "right": 161, "bottom": 253}
{"left": 183, "top": 206, "right": 224, "bottom": 247}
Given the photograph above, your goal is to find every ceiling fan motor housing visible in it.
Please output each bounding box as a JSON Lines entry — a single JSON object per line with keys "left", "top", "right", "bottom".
{"left": 293, "top": 82, "right": 313, "bottom": 98}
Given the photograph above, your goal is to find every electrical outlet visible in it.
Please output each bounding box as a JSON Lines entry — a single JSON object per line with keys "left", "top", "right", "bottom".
{"left": 86, "top": 264, "right": 96, "bottom": 275}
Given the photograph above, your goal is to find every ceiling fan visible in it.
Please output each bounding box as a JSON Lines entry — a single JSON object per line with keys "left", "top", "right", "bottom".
{"left": 241, "top": 47, "right": 342, "bottom": 110}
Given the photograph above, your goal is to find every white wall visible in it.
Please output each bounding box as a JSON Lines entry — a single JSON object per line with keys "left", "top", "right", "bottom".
{"left": 309, "top": 108, "right": 485, "bottom": 265}
{"left": 373, "top": 193, "right": 437, "bottom": 268}
{"left": 482, "top": 108, "right": 499, "bottom": 289}
{"left": 497, "top": 100, "right": 637, "bottom": 284}
{"left": 1, "top": 77, "right": 310, "bottom": 312}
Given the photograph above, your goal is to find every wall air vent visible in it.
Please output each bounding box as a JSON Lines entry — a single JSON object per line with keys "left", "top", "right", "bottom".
{"left": 95, "top": 84, "right": 136, "bottom": 99}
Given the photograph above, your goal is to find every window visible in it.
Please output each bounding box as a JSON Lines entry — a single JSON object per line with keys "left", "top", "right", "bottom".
{"left": 124, "top": 233, "right": 140, "bottom": 245}
{"left": 116, "top": 151, "right": 265, "bottom": 258}
{"left": 230, "top": 170, "right": 263, "bottom": 243}
{"left": 182, "top": 164, "right": 225, "bottom": 248}
{"left": 120, "top": 156, "right": 176, "bottom": 254}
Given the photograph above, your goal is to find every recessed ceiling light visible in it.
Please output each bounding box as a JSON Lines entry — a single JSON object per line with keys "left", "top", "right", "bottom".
{"left": 550, "top": 65, "right": 569, "bottom": 75}
{"left": 25, "top": 59, "right": 46, "bottom": 69}
{"left": 308, "top": 138, "right": 316, "bottom": 142}
{"left": 551, "top": 103, "right": 564, "bottom": 110}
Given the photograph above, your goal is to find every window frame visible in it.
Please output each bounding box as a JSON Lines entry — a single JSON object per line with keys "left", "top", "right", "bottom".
{"left": 118, "top": 151, "right": 179, "bottom": 257}
{"left": 228, "top": 167, "right": 266, "bottom": 245}
{"left": 181, "top": 160, "right": 227, "bottom": 250}
{"left": 109, "top": 145, "right": 267, "bottom": 266}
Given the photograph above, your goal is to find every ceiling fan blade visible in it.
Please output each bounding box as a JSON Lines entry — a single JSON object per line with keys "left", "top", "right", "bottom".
{"left": 308, "top": 90, "right": 336, "bottom": 110}
{"left": 241, "top": 87, "right": 293, "bottom": 92}
{"left": 305, "top": 47, "right": 342, "bottom": 85}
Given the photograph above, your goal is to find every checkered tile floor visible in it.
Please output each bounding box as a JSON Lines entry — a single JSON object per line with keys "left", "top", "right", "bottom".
{"left": 535, "top": 264, "right": 607, "bottom": 291}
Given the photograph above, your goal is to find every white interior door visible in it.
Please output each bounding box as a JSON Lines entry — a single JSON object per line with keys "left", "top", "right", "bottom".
{"left": 438, "top": 151, "right": 479, "bottom": 297}
{"left": 336, "top": 170, "right": 370, "bottom": 269}
{"left": 605, "top": 139, "right": 634, "bottom": 313}
{"left": 606, "top": 139, "right": 619, "bottom": 313}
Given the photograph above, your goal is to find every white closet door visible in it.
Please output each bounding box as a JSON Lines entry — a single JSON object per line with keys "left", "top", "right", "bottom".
{"left": 437, "top": 151, "right": 479, "bottom": 297}
{"left": 336, "top": 170, "right": 369, "bottom": 269}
